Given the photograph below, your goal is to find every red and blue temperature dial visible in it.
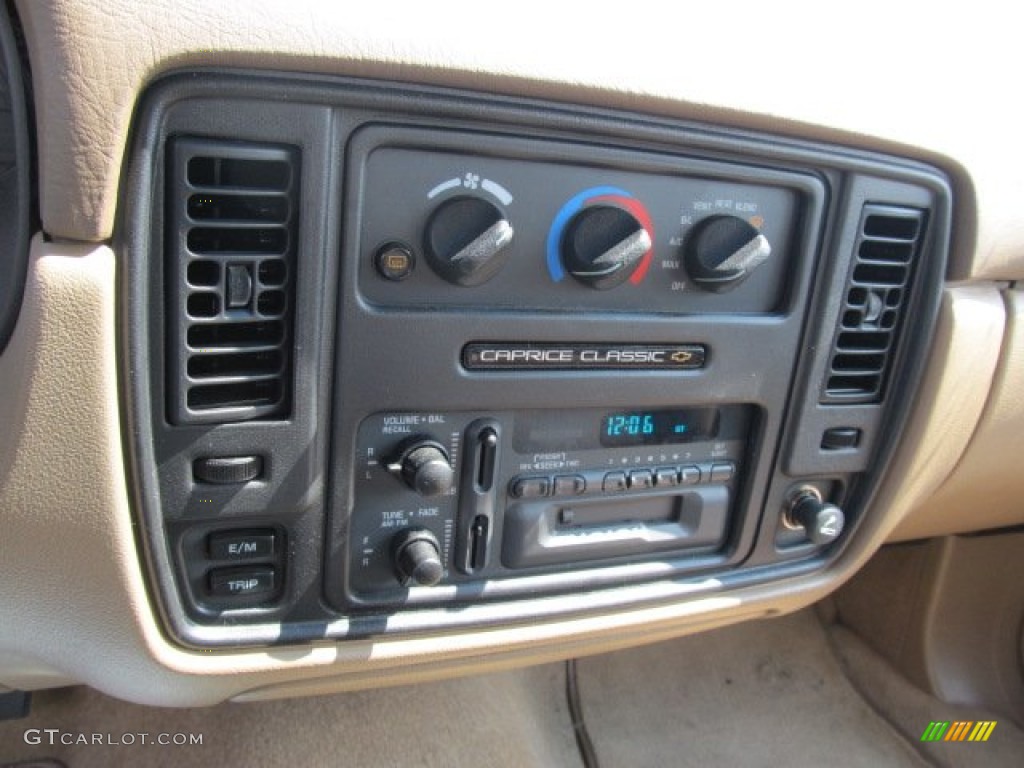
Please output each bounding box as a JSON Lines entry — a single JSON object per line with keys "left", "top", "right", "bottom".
{"left": 546, "top": 186, "right": 655, "bottom": 290}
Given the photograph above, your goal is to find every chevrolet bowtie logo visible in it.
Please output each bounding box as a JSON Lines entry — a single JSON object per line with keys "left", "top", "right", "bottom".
{"left": 670, "top": 351, "right": 693, "bottom": 363}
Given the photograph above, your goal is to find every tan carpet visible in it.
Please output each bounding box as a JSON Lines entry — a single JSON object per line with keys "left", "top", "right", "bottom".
{"left": 0, "top": 664, "right": 580, "bottom": 768}
{"left": 575, "top": 610, "right": 929, "bottom": 767}
{"left": 4, "top": 608, "right": 1017, "bottom": 767}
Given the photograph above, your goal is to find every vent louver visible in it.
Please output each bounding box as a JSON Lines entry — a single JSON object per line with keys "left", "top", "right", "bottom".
{"left": 166, "top": 138, "right": 298, "bottom": 424}
{"left": 821, "top": 205, "right": 926, "bottom": 403}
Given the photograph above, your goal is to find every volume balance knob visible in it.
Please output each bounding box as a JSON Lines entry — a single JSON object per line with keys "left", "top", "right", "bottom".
{"left": 685, "top": 214, "right": 772, "bottom": 292}
{"left": 385, "top": 436, "right": 455, "bottom": 498}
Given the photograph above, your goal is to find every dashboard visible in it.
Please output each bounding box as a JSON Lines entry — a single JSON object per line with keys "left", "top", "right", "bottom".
{"left": 0, "top": 0, "right": 1022, "bottom": 707}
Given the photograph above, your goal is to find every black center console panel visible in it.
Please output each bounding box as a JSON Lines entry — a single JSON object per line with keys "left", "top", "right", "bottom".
{"left": 120, "top": 72, "right": 950, "bottom": 647}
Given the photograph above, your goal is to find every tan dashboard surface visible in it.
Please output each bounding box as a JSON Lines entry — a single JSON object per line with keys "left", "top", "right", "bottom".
{"left": 15, "top": 0, "right": 1024, "bottom": 281}
{"left": 893, "top": 289, "right": 1024, "bottom": 541}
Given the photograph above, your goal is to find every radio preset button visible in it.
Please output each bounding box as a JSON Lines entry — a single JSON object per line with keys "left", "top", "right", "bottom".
{"left": 553, "top": 475, "right": 586, "bottom": 496}
{"left": 680, "top": 465, "right": 701, "bottom": 485}
{"left": 655, "top": 467, "right": 680, "bottom": 486}
{"left": 710, "top": 462, "right": 736, "bottom": 483}
{"left": 602, "top": 471, "right": 628, "bottom": 492}
{"left": 511, "top": 476, "right": 551, "bottom": 499}
{"left": 629, "top": 469, "right": 654, "bottom": 490}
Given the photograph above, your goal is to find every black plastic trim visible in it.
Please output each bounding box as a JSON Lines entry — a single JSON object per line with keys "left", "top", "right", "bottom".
{"left": 117, "top": 71, "right": 951, "bottom": 649}
{"left": 0, "top": 2, "right": 31, "bottom": 353}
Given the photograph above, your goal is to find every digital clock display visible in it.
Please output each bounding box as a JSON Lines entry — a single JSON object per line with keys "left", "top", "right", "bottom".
{"left": 511, "top": 406, "right": 727, "bottom": 453}
{"left": 599, "top": 408, "right": 719, "bottom": 447}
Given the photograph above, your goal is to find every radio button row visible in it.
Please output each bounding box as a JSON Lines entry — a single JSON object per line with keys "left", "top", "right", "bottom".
{"left": 510, "top": 462, "right": 735, "bottom": 500}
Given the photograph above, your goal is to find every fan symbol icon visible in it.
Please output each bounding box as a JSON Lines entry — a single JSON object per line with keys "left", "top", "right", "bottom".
{"left": 463, "top": 173, "right": 480, "bottom": 189}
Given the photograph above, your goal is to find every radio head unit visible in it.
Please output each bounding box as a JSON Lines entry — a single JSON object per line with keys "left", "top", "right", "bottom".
{"left": 346, "top": 405, "right": 752, "bottom": 606}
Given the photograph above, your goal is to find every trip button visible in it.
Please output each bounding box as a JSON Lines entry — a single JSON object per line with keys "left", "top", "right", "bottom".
{"left": 510, "top": 476, "right": 551, "bottom": 498}
{"left": 629, "top": 469, "right": 654, "bottom": 490}
{"left": 602, "top": 471, "right": 628, "bottom": 492}
{"left": 208, "top": 530, "right": 276, "bottom": 561}
{"left": 208, "top": 567, "right": 276, "bottom": 599}
{"left": 553, "top": 475, "right": 586, "bottom": 496}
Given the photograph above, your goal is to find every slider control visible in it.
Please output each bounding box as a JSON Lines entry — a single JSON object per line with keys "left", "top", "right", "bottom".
{"left": 455, "top": 419, "right": 501, "bottom": 574}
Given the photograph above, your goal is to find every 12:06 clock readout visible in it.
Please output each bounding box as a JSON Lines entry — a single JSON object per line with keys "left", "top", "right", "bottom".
{"left": 600, "top": 408, "right": 719, "bottom": 447}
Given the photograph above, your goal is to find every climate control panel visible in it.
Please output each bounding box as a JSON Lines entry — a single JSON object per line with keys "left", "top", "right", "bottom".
{"left": 352, "top": 126, "right": 823, "bottom": 314}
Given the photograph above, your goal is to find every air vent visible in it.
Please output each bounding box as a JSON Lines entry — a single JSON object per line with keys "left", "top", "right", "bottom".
{"left": 821, "top": 205, "right": 926, "bottom": 403}
{"left": 166, "top": 138, "right": 299, "bottom": 424}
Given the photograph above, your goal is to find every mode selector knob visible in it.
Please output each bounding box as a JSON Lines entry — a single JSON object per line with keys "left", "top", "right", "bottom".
{"left": 685, "top": 214, "right": 772, "bottom": 292}
{"left": 562, "top": 205, "right": 652, "bottom": 290}
{"left": 391, "top": 528, "right": 444, "bottom": 587}
{"left": 424, "top": 196, "right": 514, "bottom": 286}
{"left": 385, "top": 437, "right": 455, "bottom": 498}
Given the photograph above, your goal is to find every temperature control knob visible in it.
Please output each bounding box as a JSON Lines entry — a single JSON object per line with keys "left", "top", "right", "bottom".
{"left": 562, "top": 205, "right": 652, "bottom": 290}
{"left": 787, "top": 489, "right": 845, "bottom": 546}
{"left": 391, "top": 528, "right": 444, "bottom": 587}
{"left": 684, "top": 214, "right": 771, "bottom": 292}
{"left": 424, "top": 196, "right": 514, "bottom": 286}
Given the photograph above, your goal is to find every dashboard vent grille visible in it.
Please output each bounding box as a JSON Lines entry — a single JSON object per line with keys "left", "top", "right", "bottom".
{"left": 166, "top": 138, "right": 299, "bottom": 424}
{"left": 822, "top": 205, "right": 926, "bottom": 403}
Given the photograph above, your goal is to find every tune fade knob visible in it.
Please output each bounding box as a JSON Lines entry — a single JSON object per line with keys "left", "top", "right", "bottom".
{"left": 423, "top": 196, "right": 514, "bottom": 286}
{"left": 391, "top": 528, "right": 444, "bottom": 587}
{"left": 787, "top": 489, "right": 845, "bottom": 546}
{"left": 385, "top": 437, "right": 456, "bottom": 498}
{"left": 561, "top": 205, "right": 652, "bottom": 290}
{"left": 684, "top": 214, "right": 772, "bottom": 292}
